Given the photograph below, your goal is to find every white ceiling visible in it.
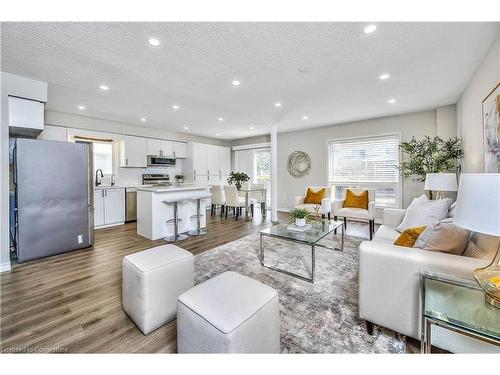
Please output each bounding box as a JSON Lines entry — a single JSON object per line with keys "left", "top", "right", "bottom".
{"left": 1, "top": 22, "right": 498, "bottom": 140}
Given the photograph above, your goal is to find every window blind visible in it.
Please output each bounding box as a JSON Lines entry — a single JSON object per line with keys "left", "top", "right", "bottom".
{"left": 327, "top": 134, "right": 401, "bottom": 207}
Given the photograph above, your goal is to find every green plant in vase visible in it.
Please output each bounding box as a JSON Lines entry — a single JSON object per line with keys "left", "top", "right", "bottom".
{"left": 227, "top": 171, "right": 250, "bottom": 190}
{"left": 290, "top": 207, "right": 309, "bottom": 227}
{"left": 398, "top": 136, "right": 463, "bottom": 199}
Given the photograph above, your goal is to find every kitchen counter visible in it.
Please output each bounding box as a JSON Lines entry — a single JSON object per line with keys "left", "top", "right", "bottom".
{"left": 94, "top": 184, "right": 152, "bottom": 190}
{"left": 136, "top": 185, "right": 210, "bottom": 240}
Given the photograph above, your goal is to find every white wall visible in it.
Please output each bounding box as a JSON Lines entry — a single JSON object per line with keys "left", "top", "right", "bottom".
{"left": 274, "top": 108, "right": 456, "bottom": 212}
{"left": 457, "top": 32, "right": 500, "bottom": 172}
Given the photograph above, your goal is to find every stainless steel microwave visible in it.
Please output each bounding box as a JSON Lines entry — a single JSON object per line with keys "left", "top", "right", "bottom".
{"left": 147, "top": 155, "right": 176, "bottom": 167}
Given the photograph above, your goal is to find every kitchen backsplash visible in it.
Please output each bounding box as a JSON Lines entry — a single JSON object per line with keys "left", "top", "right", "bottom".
{"left": 99, "top": 159, "right": 184, "bottom": 186}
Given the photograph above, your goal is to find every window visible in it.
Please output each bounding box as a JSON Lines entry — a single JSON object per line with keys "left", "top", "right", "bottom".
{"left": 93, "top": 142, "right": 113, "bottom": 175}
{"left": 254, "top": 149, "right": 271, "bottom": 204}
{"left": 327, "top": 134, "right": 401, "bottom": 207}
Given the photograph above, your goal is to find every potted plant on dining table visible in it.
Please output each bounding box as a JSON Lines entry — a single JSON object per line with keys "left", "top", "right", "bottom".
{"left": 227, "top": 171, "right": 250, "bottom": 190}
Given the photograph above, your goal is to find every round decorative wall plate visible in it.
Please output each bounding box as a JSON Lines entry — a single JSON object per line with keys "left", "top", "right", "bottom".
{"left": 287, "top": 151, "right": 311, "bottom": 178}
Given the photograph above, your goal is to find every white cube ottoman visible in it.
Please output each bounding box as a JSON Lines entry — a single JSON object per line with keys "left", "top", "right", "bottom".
{"left": 177, "top": 271, "right": 280, "bottom": 353}
{"left": 122, "top": 244, "right": 194, "bottom": 335}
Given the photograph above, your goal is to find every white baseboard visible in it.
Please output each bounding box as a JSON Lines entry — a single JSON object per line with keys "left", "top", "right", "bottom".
{"left": 0, "top": 262, "right": 12, "bottom": 273}
{"left": 278, "top": 208, "right": 292, "bottom": 213}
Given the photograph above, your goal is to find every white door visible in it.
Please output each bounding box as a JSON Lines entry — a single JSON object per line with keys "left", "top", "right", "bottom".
{"left": 93, "top": 190, "right": 105, "bottom": 227}
{"left": 121, "top": 135, "right": 147, "bottom": 167}
{"left": 219, "top": 146, "right": 231, "bottom": 176}
{"left": 160, "top": 140, "right": 174, "bottom": 157}
{"left": 207, "top": 145, "right": 220, "bottom": 176}
{"left": 146, "top": 138, "right": 161, "bottom": 156}
{"left": 173, "top": 142, "right": 187, "bottom": 158}
{"left": 192, "top": 143, "right": 208, "bottom": 177}
{"left": 104, "top": 188, "right": 125, "bottom": 224}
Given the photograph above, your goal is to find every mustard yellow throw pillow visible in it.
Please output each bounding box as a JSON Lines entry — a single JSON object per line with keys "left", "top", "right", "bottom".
{"left": 394, "top": 226, "right": 427, "bottom": 247}
{"left": 304, "top": 188, "right": 325, "bottom": 205}
{"left": 343, "top": 189, "right": 368, "bottom": 209}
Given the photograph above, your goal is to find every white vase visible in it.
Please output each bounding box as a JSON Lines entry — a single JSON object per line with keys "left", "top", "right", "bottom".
{"left": 295, "top": 218, "right": 306, "bottom": 227}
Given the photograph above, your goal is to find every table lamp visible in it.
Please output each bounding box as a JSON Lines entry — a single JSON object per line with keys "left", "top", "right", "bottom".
{"left": 424, "top": 173, "right": 458, "bottom": 200}
{"left": 453, "top": 173, "right": 500, "bottom": 308}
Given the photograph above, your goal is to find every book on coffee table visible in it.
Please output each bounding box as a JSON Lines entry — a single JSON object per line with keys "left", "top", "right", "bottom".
{"left": 286, "top": 223, "right": 311, "bottom": 232}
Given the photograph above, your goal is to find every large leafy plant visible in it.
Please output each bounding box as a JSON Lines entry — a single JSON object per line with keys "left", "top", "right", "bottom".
{"left": 398, "top": 136, "right": 463, "bottom": 183}
{"left": 227, "top": 171, "right": 250, "bottom": 189}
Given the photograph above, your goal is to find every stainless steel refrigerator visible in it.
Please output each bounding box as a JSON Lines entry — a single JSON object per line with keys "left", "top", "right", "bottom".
{"left": 13, "top": 138, "right": 94, "bottom": 263}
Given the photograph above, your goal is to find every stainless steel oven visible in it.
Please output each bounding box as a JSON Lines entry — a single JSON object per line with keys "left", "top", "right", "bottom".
{"left": 147, "top": 155, "right": 176, "bottom": 167}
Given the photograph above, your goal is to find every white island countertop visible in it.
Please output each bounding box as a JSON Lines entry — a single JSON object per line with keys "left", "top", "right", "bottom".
{"left": 137, "top": 184, "right": 204, "bottom": 193}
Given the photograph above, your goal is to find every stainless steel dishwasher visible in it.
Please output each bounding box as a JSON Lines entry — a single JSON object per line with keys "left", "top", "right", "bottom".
{"left": 125, "top": 187, "right": 137, "bottom": 222}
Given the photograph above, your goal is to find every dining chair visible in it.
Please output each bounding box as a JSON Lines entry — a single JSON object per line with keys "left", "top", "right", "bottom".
{"left": 209, "top": 185, "right": 225, "bottom": 218}
{"left": 224, "top": 185, "right": 245, "bottom": 220}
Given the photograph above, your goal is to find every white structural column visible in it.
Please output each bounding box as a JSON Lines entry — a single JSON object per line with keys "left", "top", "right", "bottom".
{"left": 271, "top": 123, "right": 278, "bottom": 223}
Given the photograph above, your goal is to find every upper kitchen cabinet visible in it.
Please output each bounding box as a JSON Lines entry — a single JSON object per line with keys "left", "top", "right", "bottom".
{"left": 146, "top": 138, "right": 175, "bottom": 157}
{"left": 120, "top": 135, "right": 147, "bottom": 168}
{"left": 187, "top": 142, "right": 231, "bottom": 181}
{"left": 173, "top": 141, "right": 187, "bottom": 158}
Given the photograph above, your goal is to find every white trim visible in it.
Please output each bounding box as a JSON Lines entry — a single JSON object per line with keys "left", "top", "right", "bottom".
{"left": 1, "top": 262, "right": 12, "bottom": 273}
{"left": 278, "top": 207, "right": 292, "bottom": 213}
{"left": 325, "top": 132, "right": 403, "bottom": 209}
{"left": 232, "top": 142, "right": 271, "bottom": 151}
{"left": 95, "top": 222, "right": 124, "bottom": 230}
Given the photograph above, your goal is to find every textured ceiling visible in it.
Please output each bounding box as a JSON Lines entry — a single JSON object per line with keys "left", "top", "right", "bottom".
{"left": 1, "top": 22, "right": 499, "bottom": 140}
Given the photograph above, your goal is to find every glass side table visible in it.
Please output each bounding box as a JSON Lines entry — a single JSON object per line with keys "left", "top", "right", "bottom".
{"left": 420, "top": 273, "right": 500, "bottom": 353}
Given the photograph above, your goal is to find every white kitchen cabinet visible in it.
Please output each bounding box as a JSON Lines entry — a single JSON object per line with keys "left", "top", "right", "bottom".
{"left": 189, "top": 143, "right": 231, "bottom": 183}
{"left": 120, "top": 135, "right": 147, "bottom": 167}
{"left": 207, "top": 145, "right": 220, "bottom": 176}
{"left": 173, "top": 141, "right": 187, "bottom": 158}
{"left": 219, "top": 147, "right": 231, "bottom": 176}
{"left": 94, "top": 188, "right": 125, "bottom": 228}
{"left": 8, "top": 96, "right": 44, "bottom": 132}
{"left": 161, "top": 140, "right": 174, "bottom": 157}
{"left": 192, "top": 143, "right": 208, "bottom": 177}
{"left": 93, "top": 190, "right": 105, "bottom": 227}
{"left": 146, "top": 138, "right": 161, "bottom": 156}
{"left": 104, "top": 188, "right": 125, "bottom": 224}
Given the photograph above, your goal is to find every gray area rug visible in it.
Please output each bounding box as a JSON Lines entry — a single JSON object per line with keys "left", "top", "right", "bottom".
{"left": 194, "top": 232, "right": 406, "bottom": 353}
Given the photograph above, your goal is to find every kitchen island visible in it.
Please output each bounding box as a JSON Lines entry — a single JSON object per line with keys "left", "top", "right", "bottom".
{"left": 137, "top": 185, "right": 210, "bottom": 240}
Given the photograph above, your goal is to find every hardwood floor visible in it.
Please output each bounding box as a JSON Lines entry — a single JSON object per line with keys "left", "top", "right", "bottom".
{"left": 1, "top": 211, "right": 420, "bottom": 353}
{"left": 0, "top": 209, "right": 279, "bottom": 353}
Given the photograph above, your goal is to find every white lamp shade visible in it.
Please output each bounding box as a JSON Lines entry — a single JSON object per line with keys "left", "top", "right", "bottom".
{"left": 453, "top": 173, "right": 500, "bottom": 236}
{"left": 424, "top": 173, "right": 458, "bottom": 191}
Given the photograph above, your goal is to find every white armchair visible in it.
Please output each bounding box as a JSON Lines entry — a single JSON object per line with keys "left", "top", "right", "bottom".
{"left": 294, "top": 187, "right": 332, "bottom": 219}
{"left": 332, "top": 188, "right": 376, "bottom": 239}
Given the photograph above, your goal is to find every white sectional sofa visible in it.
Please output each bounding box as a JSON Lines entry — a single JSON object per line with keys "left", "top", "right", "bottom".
{"left": 358, "top": 208, "right": 499, "bottom": 353}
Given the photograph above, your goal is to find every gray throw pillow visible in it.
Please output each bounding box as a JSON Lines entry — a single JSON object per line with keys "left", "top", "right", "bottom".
{"left": 396, "top": 194, "right": 452, "bottom": 233}
{"left": 463, "top": 232, "right": 500, "bottom": 260}
{"left": 413, "top": 218, "right": 469, "bottom": 255}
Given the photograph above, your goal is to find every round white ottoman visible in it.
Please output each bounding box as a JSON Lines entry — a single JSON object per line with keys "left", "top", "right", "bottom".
{"left": 122, "top": 244, "right": 194, "bottom": 335}
{"left": 177, "top": 271, "right": 280, "bottom": 353}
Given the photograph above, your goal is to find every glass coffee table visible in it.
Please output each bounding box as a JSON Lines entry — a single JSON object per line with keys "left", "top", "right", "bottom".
{"left": 259, "top": 220, "right": 344, "bottom": 283}
{"left": 420, "top": 273, "right": 500, "bottom": 353}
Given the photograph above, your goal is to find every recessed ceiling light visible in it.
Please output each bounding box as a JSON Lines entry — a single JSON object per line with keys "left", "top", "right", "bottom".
{"left": 379, "top": 73, "right": 390, "bottom": 80}
{"left": 275, "top": 102, "right": 282, "bottom": 107}
{"left": 388, "top": 98, "right": 397, "bottom": 104}
{"left": 140, "top": 118, "right": 147, "bottom": 122}
{"left": 99, "top": 85, "right": 109, "bottom": 91}
{"left": 216, "top": 133, "right": 220, "bottom": 136}
{"left": 364, "top": 25, "right": 377, "bottom": 34}
{"left": 172, "top": 105, "right": 179, "bottom": 110}
{"left": 218, "top": 117, "right": 224, "bottom": 122}
{"left": 249, "top": 126, "right": 255, "bottom": 130}
{"left": 77, "top": 105, "right": 86, "bottom": 110}
{"left": 148, "top": 38, "right": 160, "bottom": 46}
{"left": 184, "top": 126, "right": 189, "bottom": 130}
{"left": 232, "top": 80, "right": 240, "bottom": 86}
{"left": 302, "top": 115, "right": 308, "bottom": 120}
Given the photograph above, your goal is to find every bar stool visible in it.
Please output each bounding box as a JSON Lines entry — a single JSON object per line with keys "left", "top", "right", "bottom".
{"left": 188, "top": 192, "right": 212, "bottom": 236}
{"left": 163, "top": 198, "right": 188, "bottom": 242}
